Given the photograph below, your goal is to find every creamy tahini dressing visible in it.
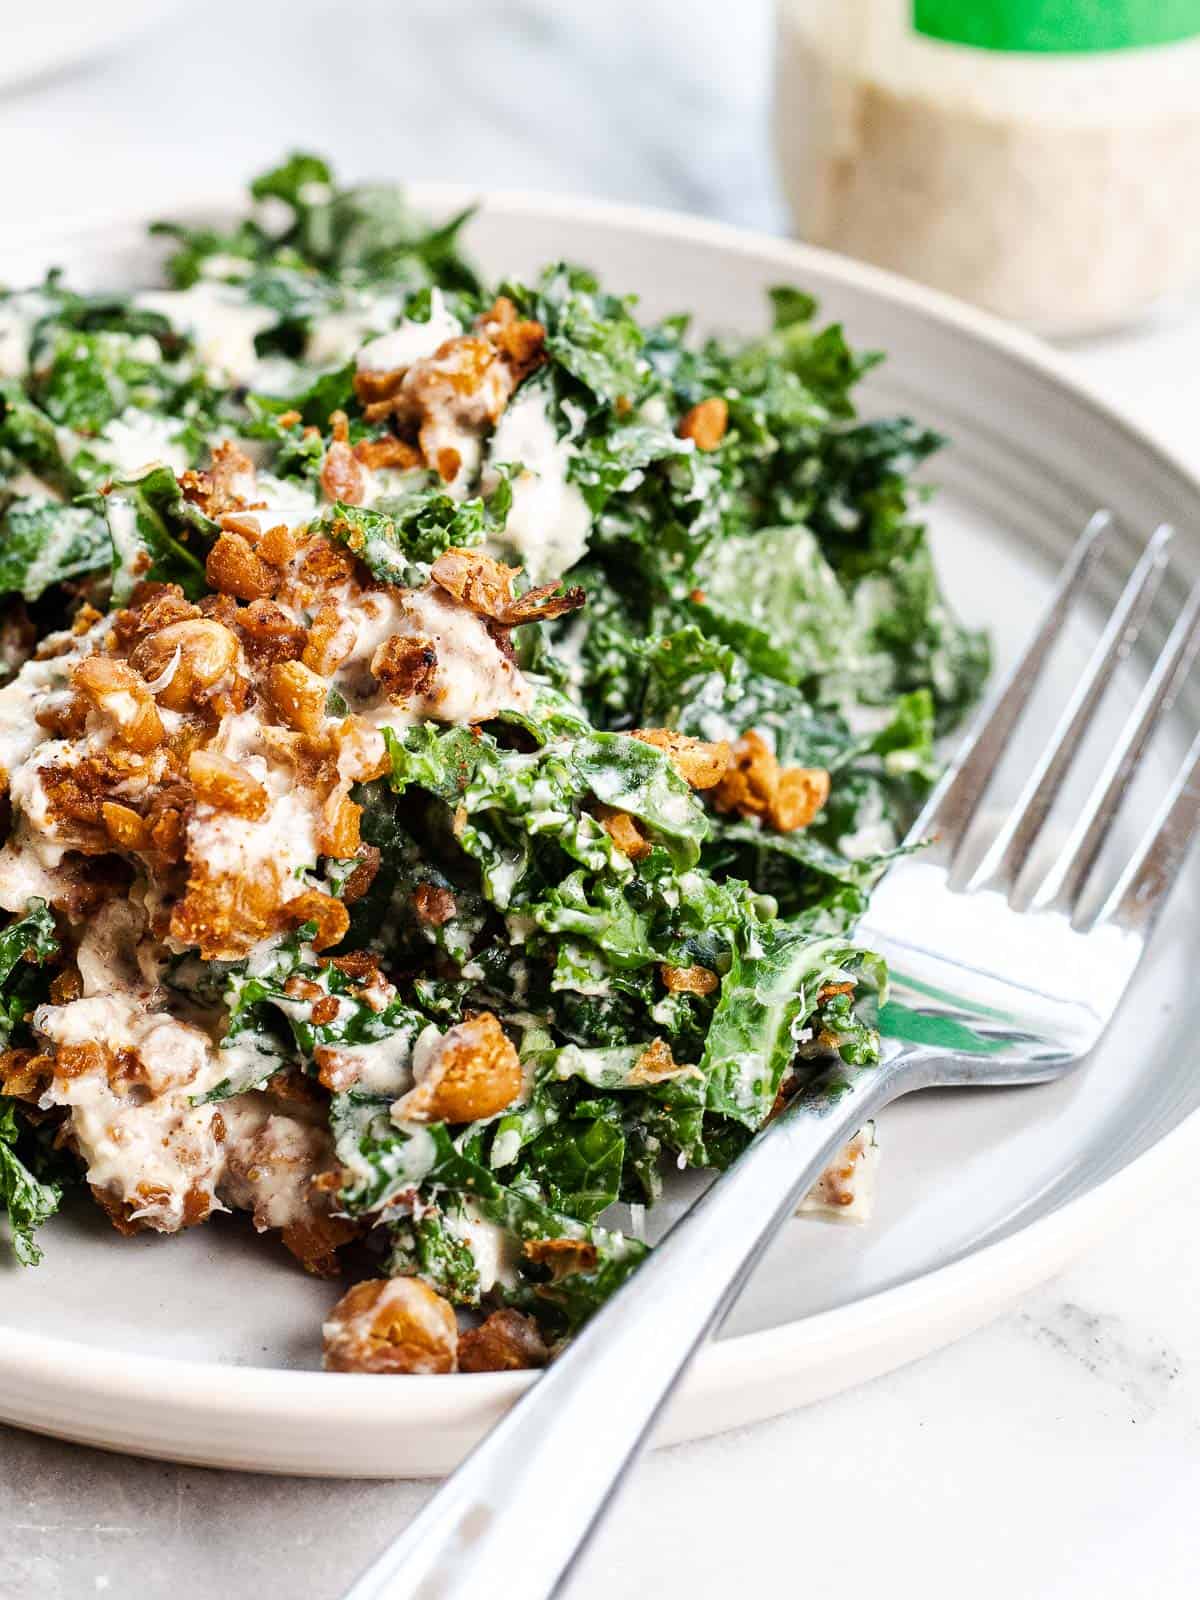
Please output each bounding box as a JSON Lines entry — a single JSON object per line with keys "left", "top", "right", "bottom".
{"left": 0, "top": 291, "right": 51, "bottom": 378}
{"left": 218, "top": 1095, "right": 335, "bottom": 1231}
{"left": 91, "top": 408, "right": 190, "bottom": 476}
{"left": 34, "top": 993, "right": 229, "bottom": 1230}
{"left": 34, "top": 995, "right": 339, "bottom": 1234}
{"left": 134, "top": 282, "right": 277, "bottom": 385}
{"left": 798, "top": 1125, "right": 879, "bottom": 1222}
{"left": 394, "top": 587, "right": 534, "bottom": 725}
{"left": 354, "top": 291, "right": 461, "bottom": 374}
{"left": 104, "top": 491, "right": 147, "bottom": 583}
{"left": 74, "top": 899, "right": 154, "bottom": 995}
{"left": 0, "top": 645, "right": 82, "bottom": 780}
{"left": 325, "top": 1031, "right": 416, "bottom": 1096}
{"left": 186, "top": 716, "right": 321, "bottom": 910}
{"left": 187, "top": 788, "right": 319, "bottom": 906}
{"left": 334, "top": 585, "right": 533, "bottom": 736}
{"left": 445, "top": 1200, "right": 519, "bottom": 1293}
{"left": 485, "top": 384, "right": 592, "bottom": 582}
{"left": 220, "top": 473, "right": 320, "bottom": 538}
{"left": 303, "top": 289, "right": 408, "bottom": 366}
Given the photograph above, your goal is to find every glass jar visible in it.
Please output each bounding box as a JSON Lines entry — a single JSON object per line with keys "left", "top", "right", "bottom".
{"left": 773, "top": 0, "right": 1200, "bottom": 337}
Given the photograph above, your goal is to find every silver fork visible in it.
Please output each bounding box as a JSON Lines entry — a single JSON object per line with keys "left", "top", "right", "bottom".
{"left": 341, "top": 512, "right": 1200, "bottom": 1600}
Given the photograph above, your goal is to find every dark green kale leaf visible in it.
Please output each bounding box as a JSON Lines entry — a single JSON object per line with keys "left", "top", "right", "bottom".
{"left": 638, "top": 626, "right": 932, "bottom": 914}
{"left": 0, "top": 1099, "right": 61, "bottom": 1267}
{"left": 206, "top": 932, "right": 428, "bottom": 1100}
{"left": 533, "top": 872, "right": 659, "bottom": 970}
{"left": 0, "top": 379, "right": 79, "bottom": 496}
{"left": 688, "top": 523, "right": 857, "bottom": 685}
{"left": 547, "top": 567, "right": 647, "bottom": 727}
{"left": 338, "top": 784, "right": 488, "bottom": 965}
{"left": 384, "top": 724, "right": 708, "bottom": 909}
{"left": 502, "top": 1223, "right": 645, "bottom": 1337}
{"left": 17, "top": 276, "right": 180, "bottom": 354}
{"left": 258, "top": 153, "right": 481, "bottom": 290}
{"left": 505, "top": 266, "right": 647, "bottom": 408}
{"left": 639, "top": 626, "right": 852, "bottom": 768}
{"left": 567, "top": 732, "right": 707, "bottom": 869}
{"left": 386, "top": 1208, "right": 482, "bottom": 1306}
{"left": 848, "top": 538, "right": 991, "bottom": 731}
{"left": 0, "top": 500, "right": 112, "bottom": 602}
{"left": 0, "top": 900, "right": 58, "bottom": 984}
{"left": 0, "top": 899, "right": 59, "bottom": 1050}
{"left": 705, "top": 819, "right": 888, "bottom": 888}
{"left": 569, "top": 417, "right": 695, "bottom": 514}
{"left": 321, "top": 485, "right": 505, "bottom": 586}
{"left": 384, "top": 724, "right": 489, "bottom": 804}
{"left": 332, "top": 1099, "right": 646, "bottom": 1336}
{"left": 496, "top": 683, "right": 593, "bottom": 744}
{"left": 245, "top": 361, "right": 356, "bottom": 432}
{"left": 702, "top": 922, "right": 885, "bottom": 1128}
{"left": 33, "top": 329, "right": 168, "bottom": 434}
{"left": 743, "top": 291, "right": 881, "bottom": 417}
{"left": 517, "top": 1115, "right": 625, "bottom": 1224}
{"left": 804, "top": 417, "right": 943, "bottom": 579}
{"left": 0, "top": 901, "right": 62, "bottom": 1263}
{"left": 90, "top": 462, "right": 217, "bottom": 602}
{"left": 810, "top": 984, "right": 882, "bottom": 1067}
{"left": 153, "top": 153, "right": 480, "bottom": 293}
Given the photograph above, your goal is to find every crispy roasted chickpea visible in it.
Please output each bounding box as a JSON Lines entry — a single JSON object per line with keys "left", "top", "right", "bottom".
{"left": 392, "top": 1013, "right": 523, "bottom": 1125}
{"left": 130, "top": 618, "right": 239, "bottom": 710}
{"left": 319, "top": 790, "right": 362, "bottom": 858}
{"left": 286, "top": 888, "right": 350, "bottom": 952}
{"left": 322, "top": 1278, "right": 458, "bottom": 1374}
{"left": 268, "top": 659, "right": 328, "bottom": 735}
{"left": 659, "top": 963, "right": 719, "bottom": 996}
{"left": 713, "top": 729, "right": 830, "bottom": 832}
{"left": 595, "top": 803, "right": 651, "bottom": 861}
{"left": 71, "top": 656, "right": 163, "bottom": 751}
{"left": 458, "top": 1309, "right": 550, "bottom": 1373}
{"left": 101, "top": 800, "right": 151, "bottom": 851}
{"left": 770, "top": 765, "right": 831, "bottom": 832}
{"left": 629, "top": 728, "right": 732, "bottom": 790}
{"left": 188, "top": 749, "right": 269, "bottom": 818}
{"left": 677, "top": 396, "right": 729, "bottom": 451}
{"left": 206, "top": 531, "right": 278, "bottom": 602}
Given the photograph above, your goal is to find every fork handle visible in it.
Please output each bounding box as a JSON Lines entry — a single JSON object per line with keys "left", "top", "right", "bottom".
{"left": 341, "top": 1051, "right": 917, "bottom": 1600}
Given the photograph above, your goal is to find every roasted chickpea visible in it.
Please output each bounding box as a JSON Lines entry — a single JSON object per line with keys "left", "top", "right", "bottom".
{"left": 392, "top": 1012, "right": 523, "bottom": 1125}
{"left": 267, "top": 659, "right": 328, "bottom": 735}
{"left": 322, "top": 1278, "right": 457, "bottom": 1374}
{"left": 188, "top": 749, "right": 269, "bottom": 818}
{"left": 71, "top": 656, "right": 163, "bottom": 751}
{"left": 458, "top": 1309, "right": 549, "bottom": 1373}
{"left": 130, "top": 618, "right": 239, "bottom": 710}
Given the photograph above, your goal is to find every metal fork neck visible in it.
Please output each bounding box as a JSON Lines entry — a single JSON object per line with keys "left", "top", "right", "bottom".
{"left": 341, "top": 1047, "right": 933, "bottom": 1600}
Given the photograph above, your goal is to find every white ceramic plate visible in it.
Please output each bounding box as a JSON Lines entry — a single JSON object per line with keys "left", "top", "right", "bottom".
{"left": 3, "top": 194, "right": 1200, "bottom": 1478}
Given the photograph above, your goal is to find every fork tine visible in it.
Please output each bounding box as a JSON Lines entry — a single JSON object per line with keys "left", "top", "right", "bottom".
{"left": 964, "top": 522, "right": 1172, "bottom": 897}
{"left": 913, "top": 510, "right": 1113, "bottom": 861}
{"left": 1094, "top": 727, "right": 1200, "bottom": 938}
{"left": 1035, "top": 575, "right": 1200, "bottom": 917}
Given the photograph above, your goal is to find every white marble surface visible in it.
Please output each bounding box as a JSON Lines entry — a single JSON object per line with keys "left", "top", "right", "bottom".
{"left": 4, "top": 2, "right": 1200, "bottom": 1596}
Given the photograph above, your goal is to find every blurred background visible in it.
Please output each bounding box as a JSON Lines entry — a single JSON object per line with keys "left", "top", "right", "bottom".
{"left": 9, "top": 0, "right": 1200, "bottom": 346}
{"left": 0, "top": 0, "right": 781, "bottom": 234}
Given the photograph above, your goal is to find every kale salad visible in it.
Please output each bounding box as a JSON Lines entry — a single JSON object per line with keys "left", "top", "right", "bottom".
{"left": 0, "top": 155, "right": 986, "bottom": 1374}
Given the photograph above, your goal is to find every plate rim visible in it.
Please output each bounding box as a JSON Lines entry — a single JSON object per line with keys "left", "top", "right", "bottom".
{"left": 5, "top": 186, "right": 1200, "bottom": 1465}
